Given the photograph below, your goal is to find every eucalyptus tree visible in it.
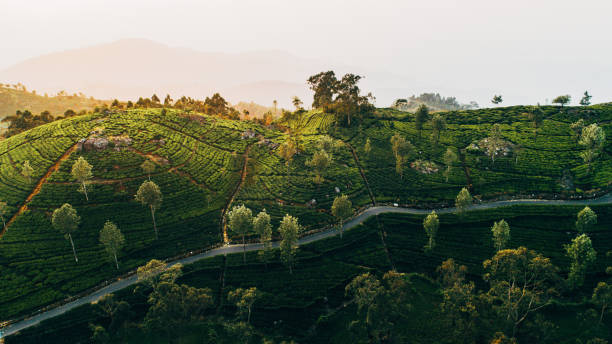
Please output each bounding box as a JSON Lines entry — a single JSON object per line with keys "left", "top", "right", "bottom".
{"left": 279, "top": 214, "right": 300, "bottom": 274}
{"left": 135, "top": 180, "right": 163, "bottom": 239}
{"left": 491, "top": 219, "right": 510, "bottom": 251}
{"left": 99, "top": 221, "right": 126, "bottom": 270}
{"left": 52, "top": 203, "right": 81, "bottom": 263}
{"left": 423, "top": 211, "right": 439, "bottom": 252}
{"left": 331, "top": 195, "right": 353, "bottom": 238}
{"left": 72, "top": 156, "right": 93, "bottom": 200}
{"left": 227, "top": 204, "right": 253, "bottom": 263}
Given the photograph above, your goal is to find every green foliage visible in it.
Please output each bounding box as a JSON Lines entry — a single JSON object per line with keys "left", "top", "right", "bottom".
{"left": 71, "top": 156, "right": 93, "bottom": 200}
{"left": 580, "top": 91, "right": 593, "bottom": 106}
{"left": 455, "top": 187, "right": 472, "bottom": 214}
{"left": 390, "top": 133, "right": 413, "bottom": 178}
{"left": 227, "top": 204, "right": 254, "bottom": 262}
{"left": 553, "top": 95, "right": 572, "bottom": 107}
{"left": 430, "top": 113, "right": 446, "bottom": 144}
{"left": 99, "top": 221, "right": 125, "bottom": 269}
{"left": 491, "top": 219, "right": 511, "bottom": 251}
{"left": 306, "top": 149, "right": 331, "bottom": 183}
{"left": 228, "top": 287, "right": 260, "bottom": 323}
{"left": 492, "top": 95, "right": 503, "bottom": 104}
{"left": 135, "top": 180, "right": 163, "bottom": 239}
{"left": 331, "top": 194, "right": 352, "bottom": 238}
{"left": 279, "top": 214, "right": 300, "bottom": 274}
{"left": 576, "top": 206, "right": 598, "bottom": 232}
{"left": 565, "top": 234, "right": 597, "bottom": 289}
{"left": 414, "top": 104, "right": 429, "bottom": 136}
{"left": 423, "top": 210, "right": 439, "bottom": 252}
{"left": 140, "top": 159, "right": 156, "bottom": 180}
{"left": 52, "top": 203, "right": 81, "bottom": 263}
{"left": 21, "top": 160, "right": 34, "bottom": 183}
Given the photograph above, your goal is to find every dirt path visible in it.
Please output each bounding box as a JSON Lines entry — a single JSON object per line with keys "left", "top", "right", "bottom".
{"left": 345, "top": 142, "right": 376, "bottom": 205}
{"left": 0, "top": 143, "right": 79, "bottom": 237}
{"left": 220, "top": 145, "right": 252, "bottom": 243}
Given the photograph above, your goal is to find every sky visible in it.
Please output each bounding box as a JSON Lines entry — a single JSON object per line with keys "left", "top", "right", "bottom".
{"left": 1, "top": 0, "right": 611, "bottom": 106}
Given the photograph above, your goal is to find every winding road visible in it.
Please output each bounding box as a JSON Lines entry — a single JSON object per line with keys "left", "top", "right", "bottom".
{"left": 2, "top": 193, "right": 611, "bottom": 338}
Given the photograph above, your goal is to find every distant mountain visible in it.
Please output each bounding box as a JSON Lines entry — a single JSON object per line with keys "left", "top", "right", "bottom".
{"left": 0, "top": 39, "right": 321, "bottom": 108}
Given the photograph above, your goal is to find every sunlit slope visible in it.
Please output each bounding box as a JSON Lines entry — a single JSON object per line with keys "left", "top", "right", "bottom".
{"left": 0, "top": 104, "right": 610, "bottom": 319}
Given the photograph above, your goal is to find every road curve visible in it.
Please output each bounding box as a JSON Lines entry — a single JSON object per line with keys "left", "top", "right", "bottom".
{"left": 2, "top": 193, "right": 611, "bottom": 338}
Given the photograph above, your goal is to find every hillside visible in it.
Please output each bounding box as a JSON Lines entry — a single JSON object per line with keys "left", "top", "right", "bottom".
{"left": 0, "top": 104, "right": 610, "bottom": 328}
{"left": 0, "top": 85, "right": 108, "bottom": 119}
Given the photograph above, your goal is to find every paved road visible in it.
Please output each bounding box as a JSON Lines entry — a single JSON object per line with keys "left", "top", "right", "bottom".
{"left": 2, "top": 193, "right": 611, "bottom": 338}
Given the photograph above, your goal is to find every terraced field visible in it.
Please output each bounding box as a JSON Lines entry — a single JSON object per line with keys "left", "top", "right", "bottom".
{"left": 0, "top": 104, "right": 610, "bottom": 326}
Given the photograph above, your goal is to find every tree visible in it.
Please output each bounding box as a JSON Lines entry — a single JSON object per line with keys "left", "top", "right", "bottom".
{"left": 308, "top": 71, "right": 337, "bottom": 108}
{"left": 307, "top": 149, "right": 331, "bottom": 184}
{"left": 552, "top": 95, "right": 571, "bottom": 107}
{"left": 292, "top": 96, "right": 303, "bottom": 111}
{"left": 317, "top": 135, "right": 335, "bottom": 153}
{"left": 414, "top": 104, "right": 429, "bottom": 138}
{"left": 227, "top": 204, "right": 253, "bottom": 263}
{"left": 279, "top": 214, "right": 299, "bottom": 274}
{"left": 579, "top": 123, "right": 606, "bottom": 172}
{"left": 331, "top": 195, "right": 353, "bottom": 238}
{"left": 93, "top": 294, "right": 131, "bottom": 337}
{"left": 431, "top": 113, "right": 446, "bottom": 144}
{"left": 390, "top": 133, "right": 413, "bottom": 178}
{"left": 483, "top": 247, "right": 560, "bottom": 337}
{"left": 0, "top": 200, "right": 7, "bottom": 230}
{"left": 423, "top": 211, "right": 439, "bottom": 252}
{"left": 443, "top": 147, "right": 458, "bottom": 182}
{"left": 278, "top": 140, "right": 297, "bottom": 167}
{"left": 52, "top": 203, "right": 81, "bottom": 263}
{"left": 163, "top": 94, "right": 173, "bottom": 106}
{"left": 592, "top": 281, "right": 612, "bottom": 323}
{"left": 491, "top": 95, "right": 503, "bottom": 105}
{"left": 565, "top": 234, "right": 597, "bottom": 288}
{"left": 151, "top": 94, "right": 160, "bottom": 104}
{"left": 364, "top": 138, "right": 372, "bottom": 157}
{"left": 570, "top": 118, "right": 585, "bottom": 140}
{"left": 455, "top": 188, "right": 472, "bottom": 214}
{"left": 99, "top": 221, "right": 125, "bottom": 270}
{"left": 135, "top": 181, "right": 163, "bottom": 239}
{"left": 71, "top": 156, "right": 93, "bottom": 201}
{"left": 491, "top": 219, "right": 511, "bottom": 251}
{"left": 21, "top": 160, "right": 34, "bottom": 183}
{"left": 576, "top": 206, "right": 597, "bottom": 233}
{"left": 437, "top": 259, "right": 478, "bottom": 342}
{"left": 137, "top": 259, "right": 171, "bottom": 287}
{"left": 140, "top": 159, "right": 156, "bottom": 180}
{"left": 486, "top": 123, "right": 503, "bottom": 162}
{"left": 253, "top": 209, "right": 273, "bottom": 267}
{"left": 527, "top": 106, "right": 544, "bottom": 142}
{"left": 580, "top": 91, "right": 592, "bottom": 106}
{"left": 345, "top": 271, "right": 413, "bottom": 341}
{"left": 228, "top": 287, "right": 260, "bottom": 323}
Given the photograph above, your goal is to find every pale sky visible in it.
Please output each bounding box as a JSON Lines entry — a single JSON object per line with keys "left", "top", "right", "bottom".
{"left": 1, "top": 0, "right": 611, "bottom": 106}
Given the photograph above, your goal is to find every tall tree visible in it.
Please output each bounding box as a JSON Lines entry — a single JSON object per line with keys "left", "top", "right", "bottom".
{"left": 72, "top": 156, "right": 93, "bottom": 201}
{"left": 431, "top": 113, "right": 446, "bottom": 144}
{"left": 527, "top": 106, "right": 544, "bottom": 142}
{"left": 292, "top": 96, "right": 303, "bottom": 111}
{"left": 99, "top": 221, "right": 125, "bottom": 270}
{"left": 364, "top": 138, "right": 372, "bottom": 157}
{"left": 278, "top": 140, "right": 297, "bottom": 167}
{"left": 307, "top": 149, "right": 331, "bottom": 184}
{"left": 390, "top": 133, "right": 413, "bottom": 178}
{"left": 331, "top": 195, "right": 353, "bottom": 238}
{"left": 579, "top": 123, "right": 606, "bottom": 172}
{"left": 592, "top": 281, "right": 612, "bottom": 323}
{"left": 491, "top": 219, "right": 511, "bottom": 252}
{"left": 455, "top": 188, "right": 472, "bottom": 214}
{"left": 414, "top": 104, "right": 429, "bottom": 138}
{"left": 52, "top": 203, "right": 81, "bottom": 263}
{"left": 279, "top": 214, "right": 300, "bottom": 274}
{"left": 228, "top": 287, "right": 260, "bottom": 323}
{"left": 135, "top": 181, "right": 163, "bottom": 239}
{"left": 21, "top": 160, "right": 34, "bottom": 183}
{"left": 163, "top": 94, "right": 173, "bottom": 107}
{"left": 140, "top": 159, "right": 156, "bottom": 181}
{"left": 423, "top": 211, "right": 439, "bottom": 252}
{"left": 483, "top": 247, "right": 560, "bottom": 337}
{"left": 576, "top": 206, "right": 597, "bottom": 233}
{"left": 487, "top": 123, "right": 503, "bottom": 162}
{"left": 552, "top": 95, "right": 571, "bottom": 107}
{"left": 580, "top": 91, "right": 592, "bottom": 106}
{"left": 443, "top": 147, "right": 458, "bottom": 182}
{"left": 227, "top": 204, "right": 253, "bottom": 263}
{"left": 307, "top": 71, "right": 337, "bottom": 108}
{"left": 565, "top": 234, "right": 597, "bottom": 288}
{"left": 437, "top": 259, "right": 478, "bottom": 341}
{"left": 570, "top": 118, "right": 585, "bottom": 141}
{"left": 491, "top": 95, "right": 503, "bottom": 105}
{"left": 253, "top": 209, "right": 273, "bottom": 267}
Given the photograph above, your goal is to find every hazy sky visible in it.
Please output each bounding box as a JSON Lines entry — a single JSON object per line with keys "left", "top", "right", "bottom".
{"left": 1, "top": 0, "right": 611, "bottom": 105}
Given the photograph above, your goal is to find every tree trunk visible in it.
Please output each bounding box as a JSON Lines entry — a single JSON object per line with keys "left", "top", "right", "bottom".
{"left": 69, "top": 233, "right": 78, "bottom": 263}
{"left": 340, "top": 220, "right": 344, "bottom": 239}
{"left": 1, "top": 215, "right": 5, "bottom": 231}
{"left": 248, "top": 307, "right": 252, "bottom": 323}
{"left": 150, "top": 206, "right": 158, "bottom": 239}
{"left": 82, "top": 181, "right": 89, "bottom": 201}
{"left": 114, "top": 252, "right": 119, "bottom": 270}
{"left": 601, "top": 304, "right": 607, "bottom": 323}
{"left": 289, "top": 264, "right": 293, "bottom": 274}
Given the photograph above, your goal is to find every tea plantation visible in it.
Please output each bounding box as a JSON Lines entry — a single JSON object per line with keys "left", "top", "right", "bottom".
{"left": 0, "top": 104, "right": 610, "bottom": 330}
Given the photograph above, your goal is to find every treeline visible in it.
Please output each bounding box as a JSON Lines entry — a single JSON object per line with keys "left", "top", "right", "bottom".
{"left": 1, "top": 109, "right": 85, "bottom": 137}
{"left": 393, "top": 93, "right": 479, "bottom": 112}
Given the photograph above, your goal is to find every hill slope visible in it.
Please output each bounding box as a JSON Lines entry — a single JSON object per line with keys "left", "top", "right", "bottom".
{"left": 0, "top": 105, "right": 610, "bottom": 320}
